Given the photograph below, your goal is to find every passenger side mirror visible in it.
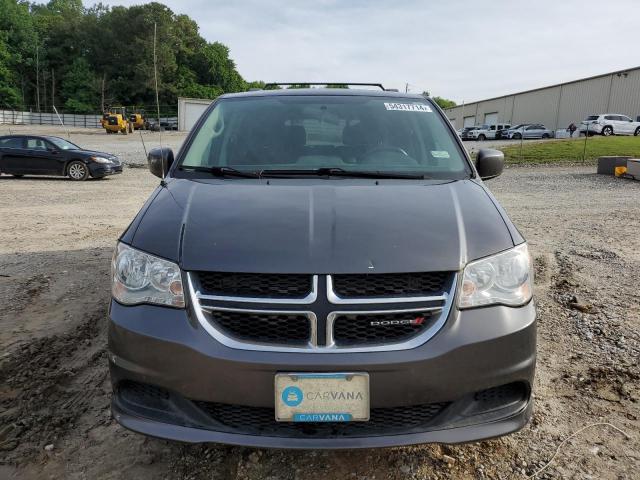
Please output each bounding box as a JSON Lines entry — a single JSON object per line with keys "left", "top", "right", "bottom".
{"left": 475, "top": 149, "right": 504, "bottom": 180}
{"left": 148, "top": 147, "right": 174, "bottom": 178}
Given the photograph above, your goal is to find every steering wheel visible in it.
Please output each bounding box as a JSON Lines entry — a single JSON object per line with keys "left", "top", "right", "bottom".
{"left": 359, "top": 146, "right": 414, "bottom": 165}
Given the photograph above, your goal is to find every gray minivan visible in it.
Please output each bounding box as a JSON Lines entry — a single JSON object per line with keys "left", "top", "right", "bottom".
{"left": 109, "top": 86, "right": 535, "bottom": 448}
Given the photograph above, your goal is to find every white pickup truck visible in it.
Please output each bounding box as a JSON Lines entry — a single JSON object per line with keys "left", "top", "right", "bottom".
{"left": 466, "top": 123, "right": 511, "bottom": 141}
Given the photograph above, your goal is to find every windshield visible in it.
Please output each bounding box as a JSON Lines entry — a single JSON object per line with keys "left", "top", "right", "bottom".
{"left": 48, "top": 137, "right": 80, "bottom": 150}
{"left": 179, "top": 95, "right": 470, "bottom": 179}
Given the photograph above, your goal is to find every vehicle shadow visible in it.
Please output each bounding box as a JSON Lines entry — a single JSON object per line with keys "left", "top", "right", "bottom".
{"left": 0, "top": 175, "right": 111, "bottom": 182}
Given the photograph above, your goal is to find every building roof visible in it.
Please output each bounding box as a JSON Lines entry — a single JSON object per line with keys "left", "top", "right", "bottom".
{"left": 446, "top": 65, "right": 640, "bottom": 111}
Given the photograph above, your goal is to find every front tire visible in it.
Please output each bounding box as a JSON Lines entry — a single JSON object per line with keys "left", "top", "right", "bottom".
{"left": 67, "top": 161, "right": 89, "bottom": 181}
{"left": 477, "top": 134, "right": 486, "bottom": 141}
{"left": 513, "top": 133, "right": 522, "bottom": 140}
{"left": 602, "top": 126, "right": 613, "bottom": 136}
{"left": 635, "top": 127, "right": 640, "bottom": 136}
{"left": 542, "top": 133, "right": 550, "bottom": 139}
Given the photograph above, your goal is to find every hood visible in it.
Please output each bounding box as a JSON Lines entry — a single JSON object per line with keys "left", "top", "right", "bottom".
{"left": 128, "top": 178, "right": 517, "bottom": 274}
{"left": 75, "top": 149, "right": 118, "bottom": 160}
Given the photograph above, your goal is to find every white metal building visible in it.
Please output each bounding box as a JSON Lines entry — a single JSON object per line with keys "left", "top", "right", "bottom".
{"left": 444, "top": 66, "right": 640, "bottom": 130}
{"left": 178, "top": 97, "right": 214, "bottom": 131}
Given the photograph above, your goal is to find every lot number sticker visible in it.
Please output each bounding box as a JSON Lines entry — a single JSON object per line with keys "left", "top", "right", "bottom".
{"left": 384, "top": 103, "right": 432, "bottom": 112}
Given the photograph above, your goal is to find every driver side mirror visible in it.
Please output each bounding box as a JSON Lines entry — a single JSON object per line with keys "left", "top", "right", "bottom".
{"left": 148, "top": 147, "right": 174, "bottom": 178}
{"left": 475, "top": 149, "right": 504, "bottom": 180}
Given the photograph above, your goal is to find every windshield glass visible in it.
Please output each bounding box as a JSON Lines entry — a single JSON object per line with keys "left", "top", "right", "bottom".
{"left": 179, "top": 95, "right": 470, "bottom": 179}
{"left": 48, "top": 137, "right": 80, "bottom": 150}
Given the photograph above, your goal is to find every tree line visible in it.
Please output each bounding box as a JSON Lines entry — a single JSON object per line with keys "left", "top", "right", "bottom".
{"left": 0, "top": 0, "right": 259, "bottom": 113}
{"left": 0, "top": 0, "right": 456, "bottom": 114}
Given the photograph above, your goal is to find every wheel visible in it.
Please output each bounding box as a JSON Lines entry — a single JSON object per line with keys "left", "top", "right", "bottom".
{"left": 542, "top": 133, "right": 550, "bottom": 139}
{"left": 602, "top": 126, "right": 613, "bottom": 136}
{"left": 67, "top": 161, "right": 89, "bottom": 181}
{"left": 477, "top": 134, "right": 486, "bottom": 141}
{"left": 513, "top": 133, "right": 522, "bottom": 140}
{"left": 635, "top": 127, "right": 640, "bottom": 136}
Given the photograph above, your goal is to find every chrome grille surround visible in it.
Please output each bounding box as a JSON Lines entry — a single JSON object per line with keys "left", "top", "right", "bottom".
{"left": 188, "top": 272, "right": 456, "bottom": 353}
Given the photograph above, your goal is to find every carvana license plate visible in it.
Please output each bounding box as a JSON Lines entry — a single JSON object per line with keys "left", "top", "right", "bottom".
{"left": 275, "top": 373, "right": 370, "bottom": 422}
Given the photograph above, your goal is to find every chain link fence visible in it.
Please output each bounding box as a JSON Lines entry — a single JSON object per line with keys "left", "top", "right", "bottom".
{"left": 0, "top": 106, "right": 178, "bottom": 129}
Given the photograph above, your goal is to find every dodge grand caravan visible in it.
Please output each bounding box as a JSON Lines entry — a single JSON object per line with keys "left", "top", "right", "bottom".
{"left": 109, "top": 86, "right": 536, "bottom": 448}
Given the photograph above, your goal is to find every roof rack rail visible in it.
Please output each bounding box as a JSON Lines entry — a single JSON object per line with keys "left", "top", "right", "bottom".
{"left": 263, "top": 82, "right": 385, "bottom": 91}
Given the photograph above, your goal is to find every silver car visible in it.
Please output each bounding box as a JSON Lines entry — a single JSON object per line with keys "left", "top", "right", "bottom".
{"left": 506, "top": 124, "right": 553, "bottom": 140}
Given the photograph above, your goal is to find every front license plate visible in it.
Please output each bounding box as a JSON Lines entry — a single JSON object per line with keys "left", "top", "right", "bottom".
{"left": 275, "top": 373, "right": 370, "bottom": 422}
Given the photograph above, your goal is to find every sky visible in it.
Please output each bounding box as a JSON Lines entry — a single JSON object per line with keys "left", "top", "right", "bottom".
{"left": 89, "top": 0, "right": 637, "bottom": 103}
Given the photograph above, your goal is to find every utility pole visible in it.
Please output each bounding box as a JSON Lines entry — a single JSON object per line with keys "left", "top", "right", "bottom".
{"left": 36, "top": 43, "right": 40, "bottom": 112}
{"left": 405, "top": 82, "right": 409, "bottom": 93}
{"left": 51, "top": 69, "right": 55, "bottom": 110}
{"left": 101, "top": 73, "right": 106, "bottom": 113}
{"left": 43, "top": 70, "right": 48, "bottom": 112}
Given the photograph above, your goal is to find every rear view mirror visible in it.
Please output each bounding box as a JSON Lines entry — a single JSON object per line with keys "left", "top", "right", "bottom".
{"left": 475, "top": 149, "right": 504, "bottom": 180}
{"left": 148, "top": 147, "right": 174, "bottom": 178}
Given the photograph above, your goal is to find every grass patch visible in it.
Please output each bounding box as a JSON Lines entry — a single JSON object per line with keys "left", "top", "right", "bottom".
{"left": 498, "top": 136, "right": 640, "bottom": 164}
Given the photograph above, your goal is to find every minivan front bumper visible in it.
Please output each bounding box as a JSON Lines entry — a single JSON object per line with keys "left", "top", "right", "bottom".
{"left": 108, "top": 299, "right": 536, "bottom": 448}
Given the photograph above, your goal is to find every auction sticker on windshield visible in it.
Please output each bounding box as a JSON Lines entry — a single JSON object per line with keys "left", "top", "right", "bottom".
{"left": 384, "top": 103, "right": 432, "bottom": 112}
{"left": 275, "top": 373, "right": 370, "bottom": 422}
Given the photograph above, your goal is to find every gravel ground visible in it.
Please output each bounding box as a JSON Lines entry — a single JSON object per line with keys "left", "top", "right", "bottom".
{"left": 0, "top": 128, "right": 638, "bottom": 479}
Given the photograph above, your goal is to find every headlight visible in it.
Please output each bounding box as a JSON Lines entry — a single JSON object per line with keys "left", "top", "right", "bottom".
{"left": 91, "top": 156, "right": 112, "bottom": 164}
{"left": 111, "top": 243, "right": 184, "bottom": 307}
{"left": 459, "top": 243, "right": 533, "bottom": 309}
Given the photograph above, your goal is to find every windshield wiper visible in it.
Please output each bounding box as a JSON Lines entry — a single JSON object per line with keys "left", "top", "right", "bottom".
{"left": 260, "top": 167, "right": 427, "bottom": 179}
{"left": 179, "top": 165, "right": 260, "bottom": 178}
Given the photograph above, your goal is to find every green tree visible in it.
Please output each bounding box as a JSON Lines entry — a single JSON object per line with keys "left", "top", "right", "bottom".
{"left": 0, "top": 35, "right": 21, "bottom": 106}
{"left": 432, "top": 96, "right": 457, "bottom": 109}
{"left": 0, "top": 0, "right": 260, "bottom": 111}
{"left": 0, "top": 0, "right": 37, "bottom": 108}
{"left": 61, "top": 57, "right": 98, "bottom": 112}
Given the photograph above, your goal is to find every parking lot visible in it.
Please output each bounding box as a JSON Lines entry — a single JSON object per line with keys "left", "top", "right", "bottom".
{"left": 0, "top": 126, "right": 638, "bottom": 479}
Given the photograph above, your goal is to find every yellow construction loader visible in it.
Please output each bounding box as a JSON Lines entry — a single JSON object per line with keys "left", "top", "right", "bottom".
{"left": 102, "top": 107, "right": 132, "bottom": 134}
{"left": 129, "top": 109, "right": 148, "bottom": 130}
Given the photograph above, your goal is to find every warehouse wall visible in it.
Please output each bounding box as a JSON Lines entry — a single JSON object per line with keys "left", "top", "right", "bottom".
{"left": 445, "top": 66, "right": 640, "bottom": 130}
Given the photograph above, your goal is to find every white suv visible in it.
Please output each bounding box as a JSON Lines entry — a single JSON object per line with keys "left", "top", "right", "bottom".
{"left": 580, "top": 114, "right": 640, "bottom": 136}
{"left": 467, "top": 123, "right": 511, "bottom": 141}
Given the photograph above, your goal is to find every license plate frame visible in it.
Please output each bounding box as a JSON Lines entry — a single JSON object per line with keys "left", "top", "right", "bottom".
{"left": 274, "top": 372, "right": 370, "bottom": 422}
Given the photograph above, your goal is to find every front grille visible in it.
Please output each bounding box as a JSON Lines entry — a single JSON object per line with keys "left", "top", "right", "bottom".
{"left": 197, "top": 272, "right": 312, "bottom": 298}
{"left": 332, "top": 311, "right": 436, "bottom": 346}
{"left": 195, "top": 400, "right": 449, "bottom": 437}
{"left": 332, "top": 272, "right": 450, "bottom": 298}
{"left": 206, "top": 309, "right": 311, "bottom": 345}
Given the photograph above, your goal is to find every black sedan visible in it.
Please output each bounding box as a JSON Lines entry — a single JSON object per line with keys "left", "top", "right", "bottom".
{"left": 0, "top": 135, "right": 123, "bottom": 180}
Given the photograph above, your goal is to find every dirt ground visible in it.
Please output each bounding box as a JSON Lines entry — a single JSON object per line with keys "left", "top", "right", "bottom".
{"left": 0, "top": 127, "right": 638, "bottom": 479}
